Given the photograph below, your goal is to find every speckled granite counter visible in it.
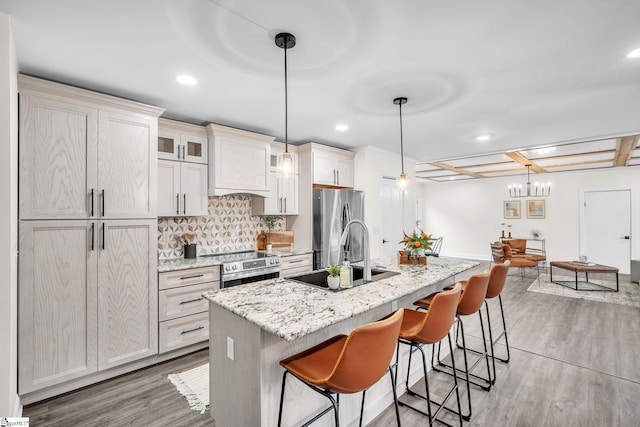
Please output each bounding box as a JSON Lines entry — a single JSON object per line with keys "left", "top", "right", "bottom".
{"left": 204, "top": 256, "right": 478, "bottom": 342}
{"left": 157, "top": 256, "right": 222, "bottom": 272}
{"left": 206, "top": 256, "right": 481, "bottom": 426}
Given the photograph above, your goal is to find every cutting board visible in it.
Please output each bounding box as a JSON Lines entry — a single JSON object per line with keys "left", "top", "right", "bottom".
{"left": 267, "top": 231, "right": 294, "bottom": 249}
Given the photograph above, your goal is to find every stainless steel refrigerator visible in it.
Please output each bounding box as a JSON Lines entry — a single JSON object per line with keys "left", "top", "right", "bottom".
{"left": 313, "top": 189, "right": 365, "bottom": 270}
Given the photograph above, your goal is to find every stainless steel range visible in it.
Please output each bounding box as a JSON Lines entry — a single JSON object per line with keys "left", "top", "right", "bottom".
{"left": 202, "top": 251, "right": 281, "bottom": 288}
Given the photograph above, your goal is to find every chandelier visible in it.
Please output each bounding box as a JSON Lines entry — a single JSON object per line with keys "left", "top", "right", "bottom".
{"left": 508, "top": 164, "right": 551, "bottom": 197}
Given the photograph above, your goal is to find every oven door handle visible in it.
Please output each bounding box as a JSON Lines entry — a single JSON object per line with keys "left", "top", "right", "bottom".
{"left": 222, "top": 267, "right": 281, "bottom": 284}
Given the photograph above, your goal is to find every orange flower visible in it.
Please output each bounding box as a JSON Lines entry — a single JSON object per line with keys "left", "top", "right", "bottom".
{"left": 403, "top": 236, "right": 409, "bottom": 243}
{"left": 422, "top": 233, "right": 428, "bottom": 239}
{"left": 414, "top": 241, "right": 421, "bottom": 248}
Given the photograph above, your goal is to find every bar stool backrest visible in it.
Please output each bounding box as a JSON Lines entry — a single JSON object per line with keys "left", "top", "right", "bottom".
{"left": 325, "top": 308, "right": 404, "bottom": 394}
{"left": 411, "top": 283, "right": 462, "bottom": 344}
{"left": 457, "top": 272, "right": 490, "bottom": 316}
{"left": 486, "top": 261, "right": 510, "bottom": 299}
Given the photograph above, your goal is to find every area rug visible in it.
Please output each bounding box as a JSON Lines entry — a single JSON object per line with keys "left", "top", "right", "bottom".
{"left": 528, "top": 273, "right": 640, "bottom": 308}
{"left": 168, "top": 363, "right": 209, "bottom": 414}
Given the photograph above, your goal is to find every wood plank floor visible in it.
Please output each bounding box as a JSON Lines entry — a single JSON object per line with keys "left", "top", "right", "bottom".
{"left": 23, "top": 263, "right": 640, "bottom": 426}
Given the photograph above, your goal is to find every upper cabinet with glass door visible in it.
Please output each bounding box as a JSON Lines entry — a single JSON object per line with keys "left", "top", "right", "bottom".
{"left": 158, "top": 118, "right": 207, "bottom": 164}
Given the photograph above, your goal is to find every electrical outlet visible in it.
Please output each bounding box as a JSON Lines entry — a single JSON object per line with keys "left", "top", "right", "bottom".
{"left": 392, "top": 300, "right": 398, "bottom": 311}
{"left": 227, "top": 336, "right": 234, "bottom": 361}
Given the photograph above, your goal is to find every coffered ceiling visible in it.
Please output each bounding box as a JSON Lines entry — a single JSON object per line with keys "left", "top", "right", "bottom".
{"left": 1, "top": 0, "right": 640, "bottom": 169}
{"left": 417, "top": 134, "right": 640, "bottom": 182}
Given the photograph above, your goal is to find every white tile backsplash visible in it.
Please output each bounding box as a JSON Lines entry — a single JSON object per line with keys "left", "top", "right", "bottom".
{"left": 157, "top": 195, "right": 284, "bottom": 260}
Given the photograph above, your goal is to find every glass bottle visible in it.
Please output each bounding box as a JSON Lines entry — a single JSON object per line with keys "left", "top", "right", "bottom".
{"left": 340, "top": 261, "right": 353, "bottom": 289}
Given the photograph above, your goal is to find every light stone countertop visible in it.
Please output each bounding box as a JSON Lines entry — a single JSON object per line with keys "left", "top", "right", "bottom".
{"left": 203, "top": 256, "right": 480, "bottom": 341}
{"left": 157, "top": 257, "right": 222, "bottom": 272}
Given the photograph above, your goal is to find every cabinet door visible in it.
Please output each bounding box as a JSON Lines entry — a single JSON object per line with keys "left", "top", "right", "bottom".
{"left": 280, "top": 175, "right": 299, "bottom": 214}
{"left": 181, "top": 162, "right": 208, "bottom": 216}
{"left": 98, "top": 111, "right": 157, "bottom": 219}
{"left": 19, "top": 94, "right": 98, "bottom": 219}
{"left": 312, "top": 150, "right": 337, "bottom": 186}
{"left": 182, "top": 134, "right": 208, "bottom": 164}
{"left": 97, "top": 219, "right": 157, "bottom": 370}
{"left": 157, "top": 129, "right": 181, "bottom": 161}
{"left": 157, "top": 160, "right": 181, "bottom": 217}
{"left": 335, "top": 155, "right": 354, "bottom": 188}
{"left": 18, "top": 220, "right": 98, "bottom": 394}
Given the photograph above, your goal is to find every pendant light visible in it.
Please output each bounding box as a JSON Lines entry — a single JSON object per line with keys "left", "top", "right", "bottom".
{"left": 394, "top": 97, "right": 409, "bottom": 189}
{"left": 275, "top": 32, "right": 296, "bottom": 177}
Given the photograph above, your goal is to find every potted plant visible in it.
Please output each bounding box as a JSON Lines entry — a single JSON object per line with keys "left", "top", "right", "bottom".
{"left": 326, "top": 265, "right": 341, "bottom": 290}
{"left": 262, "top": 215, "right": 283, "bottom": 252}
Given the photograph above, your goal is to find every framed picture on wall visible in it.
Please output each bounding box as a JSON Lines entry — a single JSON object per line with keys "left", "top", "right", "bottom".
{"left": 503, "top": 200, "right": 521, "bottom": 219}
{"left": 527, "top": 199, "right": 546, "bottom": 218}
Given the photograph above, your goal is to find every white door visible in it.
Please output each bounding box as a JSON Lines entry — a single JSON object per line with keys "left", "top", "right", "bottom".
{"left": 380, "top": 177, "right": 404, "bottom": 257}
{"left": 581, "top": 189, "right": 631, "bottom": 274}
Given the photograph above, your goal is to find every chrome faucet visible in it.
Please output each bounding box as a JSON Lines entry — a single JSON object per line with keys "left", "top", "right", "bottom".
{"left": 339, "top": 219, "right": 371, "bottom": 282}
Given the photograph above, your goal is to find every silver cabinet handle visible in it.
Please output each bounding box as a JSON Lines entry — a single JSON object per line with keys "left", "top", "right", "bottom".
{"left": 181, "top": 326, "right": 204, "bottom": 335}
{"left": 288, "top": 259, "right": 305, "bottom": 264}
{"left": 179, "top": 297, "right": 204, "bottom": 305}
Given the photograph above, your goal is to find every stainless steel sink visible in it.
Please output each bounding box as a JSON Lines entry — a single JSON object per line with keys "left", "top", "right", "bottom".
{"left": 286, "top": 266, "right": 399, "bottom": 290}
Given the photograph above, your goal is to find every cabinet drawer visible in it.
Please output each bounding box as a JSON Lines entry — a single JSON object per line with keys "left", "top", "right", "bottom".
{"left": 159, "top": 266, "right": 220, "bottom": 290}
{"left": 280, "top": 254, "right": 312, "bottom": 270}
{"left": 159, "top": 312, "right": 209, "bottom": 354}
{"left": 159, "top": 282, "right": 218, "bottom": 321}
{"left": 281, "top": 264, "right": 313, "bottom": 278}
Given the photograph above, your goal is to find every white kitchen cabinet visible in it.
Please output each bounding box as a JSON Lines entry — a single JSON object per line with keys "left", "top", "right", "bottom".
{"left": 158, "top": 266, "right": 220, "bottom": 353}
{"left": 206, "top": 123, "right": 274, "bottom": 197}
{"left": 157, "top": 160, "right": 208, "bottom": 217}
{"left": 309, "top": 143, "right": 355, "bottom": 188}
{"left": 158, "top": 118, "right": 208, "bottom": 164}
{"left": 18, "top": 219, "right": 158, "bottom": 392}
{"left": 97, "top": 219, "right": 158, "bottom": 370}
{"left": 279, "top": 252, "right": 313, "bottom": 277}
{"left": 252, "top": 172, "right": 299, "bottom": 215}
{"left": 17, "top": 75, "right": 162, "bottom": 396}
{"left": 18, "top": 75, "right": 161, "bottom": 220}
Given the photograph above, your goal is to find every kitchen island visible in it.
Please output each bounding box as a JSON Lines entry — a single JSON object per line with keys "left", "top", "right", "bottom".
{"left": 204, "top": 256, "right": 480, "bottom": 426}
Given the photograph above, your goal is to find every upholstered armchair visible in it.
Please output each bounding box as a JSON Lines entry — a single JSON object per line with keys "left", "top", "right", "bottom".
{"left": 491, "top": 242, "right": 539, "bottom": 278}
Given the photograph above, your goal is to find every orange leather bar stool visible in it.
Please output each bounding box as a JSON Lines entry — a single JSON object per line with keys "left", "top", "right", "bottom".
{"left": 395, "top": 283, "right": 463, "bottom": 426}
{"left": 277, "top": 309, "right": 404, "bottom": 427}
{"left": 414, "top": 272, "right": 491, "bottom": 421}
{"left": 450, "top": 262, "right": 511, "bottom": 386}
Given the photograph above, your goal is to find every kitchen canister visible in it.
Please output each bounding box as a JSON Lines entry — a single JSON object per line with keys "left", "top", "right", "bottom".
{"left": 184, "top": 244, "right": 197, "bottom": 259}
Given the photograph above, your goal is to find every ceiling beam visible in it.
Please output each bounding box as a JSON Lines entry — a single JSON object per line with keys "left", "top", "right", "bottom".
{"left": 613, "top": 135, "right": 639, "bottom": 166}
{"left": 504, "top": 151, "right": 547, "bottom": 173}
{"left": 427, "top": 162, "right": 487, "bottom": 178}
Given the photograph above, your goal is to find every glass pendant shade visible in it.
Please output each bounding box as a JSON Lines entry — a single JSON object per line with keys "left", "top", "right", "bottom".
{"left": 398, "top": 172, "right": 409, "bottom": 189}
{"left": 278, "top": 151, "right": 294, "bottom": 177}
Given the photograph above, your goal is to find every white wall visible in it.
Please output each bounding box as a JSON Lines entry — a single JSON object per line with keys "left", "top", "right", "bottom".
{"left": 0, "top": 12, "right": 19, "bottom": 416}
{"left": 420, "top": 167, "right": 640, "bottom": 266}
{"left": 353, "top": 145, "right": 417, "bottom": 259}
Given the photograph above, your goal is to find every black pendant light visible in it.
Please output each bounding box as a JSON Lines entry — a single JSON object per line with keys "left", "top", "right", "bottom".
{"left": 275, "top": 32, "right": 296, "bottom": 177}
{"left": 394, "top": 97, "right": 409, "bottom": 189}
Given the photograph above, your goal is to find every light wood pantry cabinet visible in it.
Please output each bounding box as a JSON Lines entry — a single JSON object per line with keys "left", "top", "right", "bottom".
{"left": 157, "top": 119, "right": 208, "bottom": 217}
{"left": 158, "top": 266, "right": 221, "bottom": 353}
{"left": 206, "top": 123, "right": 275, "bottom": 197}
{"left": 18, "top": 75, "right": 162, "bottom": 220}
{"left": 157, "top": 118, "right": 208, "bottom": 164}
{"left": 17, "top": 75, "right": 163, "bottom": 398}
{"left": 18, "top": 219, "right": 158, "bottom": 393}
{"left": 300, "top": 142, "right": 355, "bottom": 188}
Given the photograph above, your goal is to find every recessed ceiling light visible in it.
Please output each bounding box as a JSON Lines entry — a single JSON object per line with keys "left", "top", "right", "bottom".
{"left": 626, "top": 48, "right": 640, "bottom": 59}
{"left": 335, "top": 124, "right": 349, "bottom": 131}
{"left": 176, "top": 75, "right": 197, "bottom": 85}
{"left": 475, "top": 134, "right": 492, "bottom": 142}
